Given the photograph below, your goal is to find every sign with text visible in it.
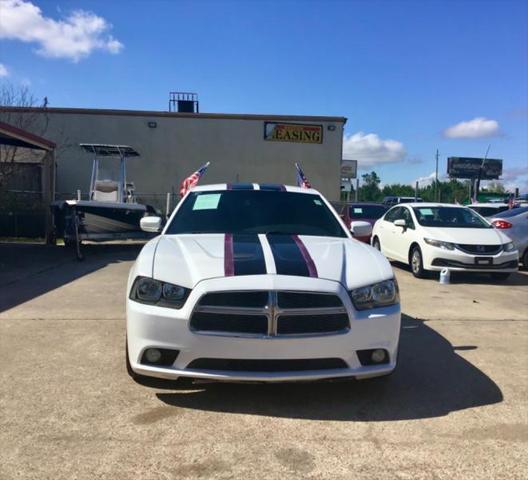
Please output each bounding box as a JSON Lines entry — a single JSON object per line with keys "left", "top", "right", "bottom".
{"left": 447, "top": 157, "right": 503, "bottom": 180}
{"left": 341, "top": 159, "right": 358, "bottom": 179}
{"left": 264, "top": 122, "right": 323, "bottom": 144}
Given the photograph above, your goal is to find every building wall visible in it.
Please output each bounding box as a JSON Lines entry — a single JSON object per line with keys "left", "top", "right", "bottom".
{"left": 1, "top": 108, "right": 346, "bottom": 201}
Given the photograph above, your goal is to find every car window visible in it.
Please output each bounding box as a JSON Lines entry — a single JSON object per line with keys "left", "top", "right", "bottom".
{"left": 412, "top": 206, "right": 491, "bottom": 229}
{"left": 401, "top": 208, "right": 415, "bottom": 229}
{"left": 492, "top": 206, "right": 528, "bottom": 218}
{"left": 470, "top": 206, "right": 509, "bottom": 217}
{"left": 384, "top": 207, "right": 402, "bottom": 222}
{"left": 349, "top": 205, "right": 386, "bottom": 219}
{"left": 166, "top": 190, "right": 348, "bottom": 237}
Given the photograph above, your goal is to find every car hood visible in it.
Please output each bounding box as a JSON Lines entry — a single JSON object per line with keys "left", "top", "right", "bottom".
{"left": 151, "top": 234, "right": 393, "bottom": 289}
{"left": 420, "top": 226, "right": 511, "bottom": 245}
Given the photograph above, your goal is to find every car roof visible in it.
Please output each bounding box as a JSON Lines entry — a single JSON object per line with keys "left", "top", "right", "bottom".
{"left": 191, "top": 183, "right": 319, "bottom": 195}
{"left": 468, "top": 203, "right": 508, "bottom": 207}
{"left": 492, "top": 205, "right": 528, "bottom": 218}
{"left": 391, "top": 202, "right": 460, "bottom": 208}
{"left": 348, "top": 202, "right": 385, "bottom": 206}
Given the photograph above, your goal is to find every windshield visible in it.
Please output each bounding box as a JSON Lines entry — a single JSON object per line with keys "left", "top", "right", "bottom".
{"left": 412, "top": 206, "right": 492, "bottom": 229}
{"left": 349, "top": 205, "right": 386, "bottom": 219}
{"left": 166, "top": 190, "right": 347, "bottom": 237}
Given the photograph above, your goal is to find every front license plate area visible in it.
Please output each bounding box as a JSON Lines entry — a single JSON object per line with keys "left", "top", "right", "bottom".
{"left": 475, "top": 257, "right": 493, "bottom": 265}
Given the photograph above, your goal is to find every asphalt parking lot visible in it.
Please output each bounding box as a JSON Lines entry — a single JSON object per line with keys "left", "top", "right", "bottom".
{"left": 0, "top": 243, "right": 527, "bottom": 480}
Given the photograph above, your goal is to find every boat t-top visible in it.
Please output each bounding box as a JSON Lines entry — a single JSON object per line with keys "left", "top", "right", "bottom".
{"left": 51, "top": 144, "right": 158, "bottom": 258}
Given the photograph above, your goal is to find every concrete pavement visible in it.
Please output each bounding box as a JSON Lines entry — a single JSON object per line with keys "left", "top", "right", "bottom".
{"left": 0, "top": 243, "right": 526, "bottom": 479}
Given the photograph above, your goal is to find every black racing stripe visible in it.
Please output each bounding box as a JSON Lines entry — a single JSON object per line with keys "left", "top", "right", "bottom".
{"left": 228, "top": 183, "right": 255, "bottom": 190}
{"left": 232, "top": 234, "right": 267, "bottom": 276}
{"left": 259, "top": 183, "right": 286, "bottom": 191}
{"left": 266, "top": 234, "right": 310, "bottom": 277}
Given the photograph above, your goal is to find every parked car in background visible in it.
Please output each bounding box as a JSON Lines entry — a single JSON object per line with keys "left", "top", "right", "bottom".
{"left": 490, "top": 206, "right": 528, "bottom": 267}
{"left": 371, "top": 203, "right": 518, "bottom": 280}
{"left": 468, "top": 203, "right": 512, "bottom": 218}
{"left": 127, "top": 183, "right": 401, "bottom": 384}
{"left": 383, "top": 196, "right": 423, "bottom": 208}
{"left": 338, "top": 203, "right": 386, "bottom": 243}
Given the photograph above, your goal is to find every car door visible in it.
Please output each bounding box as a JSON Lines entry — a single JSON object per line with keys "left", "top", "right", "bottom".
{"left": 377, "top": 206, "right": 402, "bottom": 259}
{"left": 391, "top": 206, "right": 417, "bottom": 263}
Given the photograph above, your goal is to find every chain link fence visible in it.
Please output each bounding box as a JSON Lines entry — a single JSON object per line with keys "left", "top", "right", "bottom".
{"left": 0, "top": 190, "right": 46, "bottom": 238}
{"left": 0, "top": 190, "right": 182, "bottom": 239}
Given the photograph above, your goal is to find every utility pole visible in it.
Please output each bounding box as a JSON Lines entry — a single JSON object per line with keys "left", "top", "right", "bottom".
{"left": 435, "top": 149, "right": 439, "bottom": 202}
{"left": 475, "top": 144, "right": 491, "bottom": 202}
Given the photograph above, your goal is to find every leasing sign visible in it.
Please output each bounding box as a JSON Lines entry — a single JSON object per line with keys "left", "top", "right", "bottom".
{"left": 264, "top": 122, "right": 323, "bottom": 144}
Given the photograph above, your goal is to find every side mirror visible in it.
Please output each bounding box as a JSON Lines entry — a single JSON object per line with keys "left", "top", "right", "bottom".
{"left": 350, "top": 220, "right": 372, "bottom": 238}
{"left": 140, "top": 216, "right": 162, "bottom": 233}
{"left": 394, "top": 219, "right": 407, "bottom": 228}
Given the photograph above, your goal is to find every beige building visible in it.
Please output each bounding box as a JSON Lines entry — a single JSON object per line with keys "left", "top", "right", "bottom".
{"left": 0, "top": 107, "right": 346, "bottom": 202}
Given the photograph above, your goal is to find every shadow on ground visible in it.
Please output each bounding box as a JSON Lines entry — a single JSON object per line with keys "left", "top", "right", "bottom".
{"left": 0, "top": 242, "right": 142, "bottom": 313}
{"left": 391, "top": 261, "right": 528, "bottom": 286}
{"left": 155, "top": 314, "right": 503, "bottom": 421}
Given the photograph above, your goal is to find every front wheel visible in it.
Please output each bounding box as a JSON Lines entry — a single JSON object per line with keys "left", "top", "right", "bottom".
{"left": 410, "top": 246, "right": 427, "bottom": 278}
{"left": 372, "top": 237, "right": 381, "bottom": 251}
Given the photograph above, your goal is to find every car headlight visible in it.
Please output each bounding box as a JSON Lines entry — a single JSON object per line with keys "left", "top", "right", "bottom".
{"left": 503, "top": 242, "right": 516, "bottom": 252}
{"left": 424, "top": 238, "right": 455, "bottom": 250}
{"left": 130, "top": 276, "right": 190, "bottom": 308}
{"left": 350, "top": 279, "right": 399, "bottom": 311}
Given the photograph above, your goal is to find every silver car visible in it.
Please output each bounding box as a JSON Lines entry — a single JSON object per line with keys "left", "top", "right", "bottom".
{"left": 491, "top": 206, "right": 528, "bottom": 267}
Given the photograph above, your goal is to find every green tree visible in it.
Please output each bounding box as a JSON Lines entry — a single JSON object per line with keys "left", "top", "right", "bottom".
{"left": 359, "top": 171, "right": 382, "bottom": 201}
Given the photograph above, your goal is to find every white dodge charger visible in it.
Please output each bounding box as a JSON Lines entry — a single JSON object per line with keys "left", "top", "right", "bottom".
{"left": 126, "top": 183, "right": 401, "bottom": 383}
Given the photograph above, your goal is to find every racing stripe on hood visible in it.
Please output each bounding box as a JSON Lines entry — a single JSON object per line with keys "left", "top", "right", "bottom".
{"left": 224, "top": 233, "right": 266, "bottom": 276}
{"left": 266, "top": 234, "right": 318, "bottom": 277}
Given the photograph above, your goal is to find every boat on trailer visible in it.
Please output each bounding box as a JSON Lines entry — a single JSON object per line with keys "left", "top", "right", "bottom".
{"left": 51, "top": 144, "right": 158, "bottom": 259}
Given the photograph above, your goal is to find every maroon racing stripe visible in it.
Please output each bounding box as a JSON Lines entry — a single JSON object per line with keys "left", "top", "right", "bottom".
{"left": 292, "top": 235, "right": 318, "bottom": 278}
{"left": 224, "top": 233, "right": 234, "bottom": 276}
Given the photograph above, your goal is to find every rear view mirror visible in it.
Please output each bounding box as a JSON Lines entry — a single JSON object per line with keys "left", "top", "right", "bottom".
{"left": 350, "top": 221, "right": 372, "bottom": 238}
{"left": 394, "top": 219, "right": 406, "bottom": 228}
{"left": 140, "top": 216, "right": 162, "bottom": 233}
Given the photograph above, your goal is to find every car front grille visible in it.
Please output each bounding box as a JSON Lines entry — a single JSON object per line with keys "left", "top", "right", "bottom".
{"left": 190, "top": 291, "right": 349, "bottom": 337}
{"left": 455, "top": 244, "right": 502, "bottom": 255}
{"left": 186, "top": 358, "right": 348, "bottom": 372}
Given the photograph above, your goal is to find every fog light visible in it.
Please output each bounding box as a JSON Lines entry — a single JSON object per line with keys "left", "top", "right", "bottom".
{"left": 145, "top": 348, "right": 162, "bottom": 363}
{"left": 371, "top": 349, "right": 386, "bottom": 363}
{"left": 357, "top": 348, "right": 389, "bottom": 366}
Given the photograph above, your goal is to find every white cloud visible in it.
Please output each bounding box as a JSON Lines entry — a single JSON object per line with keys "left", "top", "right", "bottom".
{"left": 486, "top": 166, "right": 528, "bottom": 193}
{"left": 0, "top": 0, "right": 123, "bottom": 62}
{"left": 443, "top": 117, "right": 500, "bottom": 139}
{"left": 343, "top": 132, "right": 406, "bottom": 168}
{"left": 0, "top": 63, "right": 8, "bottom": 77}
{"left": 413, "top": 171, "right": 449, "bottom": 188}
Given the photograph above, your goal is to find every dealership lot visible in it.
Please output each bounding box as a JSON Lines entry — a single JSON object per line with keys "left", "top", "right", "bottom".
{"left": 0, "top": 243, "right": 527, "bottom": 480}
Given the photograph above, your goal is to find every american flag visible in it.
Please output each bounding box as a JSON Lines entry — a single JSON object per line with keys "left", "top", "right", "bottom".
{"left": 508, "top": 193, "right": 515, "bottom": 209}
{"left": 295, "top": 162, "right": 312, "bottom": 189}
{"left": 179, "top": 162, "right": 210, "bottom": 197}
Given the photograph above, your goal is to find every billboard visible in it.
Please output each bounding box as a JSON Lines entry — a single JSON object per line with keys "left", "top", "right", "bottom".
{"left": 341, "top": 159, "right": 357, "bottom": 179}
{"left": 447, "top": 157, "right": 503, "bottom": 180}
{"left": 264, "top": 122, "right": 323, "bottom": 144}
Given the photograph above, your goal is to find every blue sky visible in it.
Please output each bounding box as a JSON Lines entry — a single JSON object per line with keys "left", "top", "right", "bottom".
{"left": 1, "top": 0, "right": 527, "bottom": 190}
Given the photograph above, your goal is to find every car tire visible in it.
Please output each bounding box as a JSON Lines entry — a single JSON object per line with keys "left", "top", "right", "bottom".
{"left": 373, "top": 237, "right": 381, "bottom": 251}
{"left": 522, "top": 249, "right": 528, "bottom": 269}
{"left": 490, "top": 272, "right": 511, "bottom": 281}
{"left": 410, "top": 246, "right": 427, "bottom": 278}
